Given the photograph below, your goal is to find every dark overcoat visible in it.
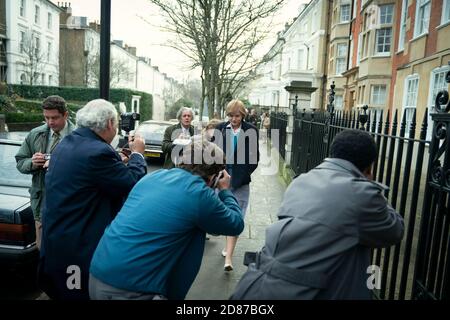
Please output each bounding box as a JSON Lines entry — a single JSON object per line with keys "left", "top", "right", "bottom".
{"left": 216, "top": 121, "right": 259, "bottom": 189}
{"left": 38, "top": 127, "right": 147, "bottom": 300}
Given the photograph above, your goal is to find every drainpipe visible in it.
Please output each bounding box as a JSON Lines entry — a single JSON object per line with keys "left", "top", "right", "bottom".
{"left": 321, "top": 0, "right": 332, "bottom": 110}
{"left": 346, "top": 0, "right": 354, "bottom": 72}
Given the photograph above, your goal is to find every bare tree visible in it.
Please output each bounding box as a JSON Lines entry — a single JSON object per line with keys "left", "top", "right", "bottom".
{"left": 86, "top": 51, "right": 134, "bottom": 88}
{"left": 148, "top": 0, "right": 285, "bottom": 118}
{"left": 18, "top": 30, "right": 48, "bottom": 86}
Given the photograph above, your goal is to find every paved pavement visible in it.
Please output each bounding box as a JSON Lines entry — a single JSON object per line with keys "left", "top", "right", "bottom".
{"left": 186, "top": 140, "right": 287, "bottom": 300}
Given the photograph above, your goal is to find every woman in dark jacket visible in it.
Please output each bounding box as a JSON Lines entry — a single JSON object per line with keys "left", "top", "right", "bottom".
{"left": 215, "top": 100, "right": 259, "bottom": 271}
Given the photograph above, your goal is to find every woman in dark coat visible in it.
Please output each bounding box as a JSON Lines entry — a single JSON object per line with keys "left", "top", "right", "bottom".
{"left": 215, "top": 100, "right": 259, "bottom": 271}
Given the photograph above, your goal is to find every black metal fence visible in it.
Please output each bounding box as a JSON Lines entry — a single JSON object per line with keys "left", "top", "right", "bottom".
{"left": 273, "top": 88, "right": 450, "bottom": 299}
{"left": 412, "top": 92, "right": 450, "bottom": 300}
{"left": 288, "top": 106, "right": 431, "bottom": 299}
{"left": 269, "top": 110, "right": 288, "bottom": 159}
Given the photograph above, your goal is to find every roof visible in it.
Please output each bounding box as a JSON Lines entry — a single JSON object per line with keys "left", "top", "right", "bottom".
{"left": 45, "top": 0, "right": 64, "bottom": 13}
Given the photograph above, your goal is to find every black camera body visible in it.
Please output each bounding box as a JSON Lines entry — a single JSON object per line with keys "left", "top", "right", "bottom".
{"left": 120, "top": 112, "right": 140, "bottom": 134}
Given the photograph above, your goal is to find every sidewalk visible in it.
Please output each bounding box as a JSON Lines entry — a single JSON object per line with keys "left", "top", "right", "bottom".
{"left": 186, "top": 139, "right": 287, "bottom": 300}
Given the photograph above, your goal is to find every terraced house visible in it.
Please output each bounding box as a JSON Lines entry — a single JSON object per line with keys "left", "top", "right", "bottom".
{"left": 342, "top": 0, "right": 450, "bottom": 138}
{"left": 5, "top": 0, "right": 61, "bottom": 85}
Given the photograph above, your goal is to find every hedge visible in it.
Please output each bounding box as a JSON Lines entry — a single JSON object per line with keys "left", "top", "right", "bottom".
{"left": 5, "top": 112, "right": 44, "bottom": 123}
{"left": 9, "top": 84, "right": 153, "bottom": 121}
{"left": 14, "top": 99, "right": 82, "bottom": 113}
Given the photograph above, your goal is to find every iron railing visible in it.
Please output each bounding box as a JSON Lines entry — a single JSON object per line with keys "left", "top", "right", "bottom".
{"left": 269, "top": 110, "right": 288, "bottom": 159}
{"left": 288, "top": 104, "right": 437, "bottom": 299}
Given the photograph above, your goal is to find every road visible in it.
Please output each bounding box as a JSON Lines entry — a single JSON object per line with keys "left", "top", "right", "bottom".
{"left": 0, "top": 158, "right": 163, "bottom": 300}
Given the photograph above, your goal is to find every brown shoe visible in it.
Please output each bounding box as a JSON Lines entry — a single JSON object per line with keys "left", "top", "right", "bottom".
{"left": 224, "top": 263, "right": 233, "bottom": 272}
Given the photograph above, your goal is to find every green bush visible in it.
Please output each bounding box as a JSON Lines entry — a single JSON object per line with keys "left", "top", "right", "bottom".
{"left": 166, "top": 98, "right": 194, "bottom": 120}
{"left": 5, "top": 112, "right": 44, "bottom": 123}
{"left": 10, "top": 85, "right": 153, "bottom": 121}
{"left": 13, "top": 99, "right": 82, "bottom": 123}
{"left": 0, "top": 95, "right": 16, "bottom": 113}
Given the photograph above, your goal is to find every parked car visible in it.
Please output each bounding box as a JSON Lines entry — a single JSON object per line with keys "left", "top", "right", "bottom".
{"left": 0, "top": 138, "right": 38, "bottom": 272}
{"left": 135, "top": 120, "right": 174, "bottom": 160}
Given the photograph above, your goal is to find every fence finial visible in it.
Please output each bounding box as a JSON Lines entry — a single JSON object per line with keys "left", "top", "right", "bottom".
{"left": 327, "top": 81, "right": 335, "bottom": 114}
{"left": 292, "top": 95, "right": 299, "bottom": 117}
{"left": 359, "top": 105, "right": 369, "bottom": 130}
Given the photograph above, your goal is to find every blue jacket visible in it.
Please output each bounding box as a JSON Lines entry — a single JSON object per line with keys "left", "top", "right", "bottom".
{"left": 38, "top": 127, "right": 147, "bottom": 300}
{"left": 216, "top": 121, "right": 259, "bottom": 189}
{"left": 90, "top": 168, "right": 244, "bottom": 300}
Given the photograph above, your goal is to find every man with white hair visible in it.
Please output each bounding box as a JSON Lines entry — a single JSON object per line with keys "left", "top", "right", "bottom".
{"left": 162, "top": 106, "right": 195, "bottom": 168}
{"left": 38, "top": 99, "right": 147, "bottom": 300}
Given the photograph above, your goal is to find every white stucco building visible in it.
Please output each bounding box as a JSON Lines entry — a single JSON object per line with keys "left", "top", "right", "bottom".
{"left": 247, "top": 0, "right": 329, "bottom": 110}
{"left": 5, "top": 0, "right": 61, "bottom": 85}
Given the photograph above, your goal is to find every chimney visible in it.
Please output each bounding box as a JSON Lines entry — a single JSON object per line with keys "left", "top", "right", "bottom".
{"left": 89, "top": 21, "right": 101, "bottom": 33}
{"left": 59, "top": 2, "right": 72, "bottom": 26}
{"left": 127, "top": 46, "right": 137, "bottom": 56}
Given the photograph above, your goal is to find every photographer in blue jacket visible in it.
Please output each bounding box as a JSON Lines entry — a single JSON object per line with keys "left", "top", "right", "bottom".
{"left": 89, "top": 137, "right": 244, "bottom": 300}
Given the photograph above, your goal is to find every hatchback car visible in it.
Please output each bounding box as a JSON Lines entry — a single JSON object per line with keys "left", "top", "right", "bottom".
{"left": 0, "top": 138, "right": 38, "bottom": 272}
{"left": 135, "top": 120, "right": 174, "bottom": 159}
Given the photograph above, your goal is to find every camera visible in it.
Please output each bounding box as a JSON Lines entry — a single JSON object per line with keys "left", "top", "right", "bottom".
{"left": 120, "top": 112, "right": 140, "bottom": 134}
{"left": 44, "top": 154, "right": 51, "bottom": 161}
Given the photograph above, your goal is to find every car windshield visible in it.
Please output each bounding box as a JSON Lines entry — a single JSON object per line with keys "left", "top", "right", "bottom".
{"left": 136, "top": 123, "right": 171, "bottom": 142}
{"left": 0, "top": 143, "right": 32, "bottom": 187}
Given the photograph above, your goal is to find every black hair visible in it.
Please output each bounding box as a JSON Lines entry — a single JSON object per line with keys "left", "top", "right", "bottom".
{"left": 42, "top": 95, "right": 67, "bottom": 115}
{"left": 330, "top": 129, "right": 377, "bottom": 172}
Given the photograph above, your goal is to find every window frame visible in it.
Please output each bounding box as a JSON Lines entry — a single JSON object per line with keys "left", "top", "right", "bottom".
{"left": 34, "top": 36, "right": 40, "bottom": 57}
{"left": 340, "top": 4, "right": 351, "bottom": 23}
{"left": 370, "top": 85, "right": 387, "bottom": 105}
{"left": 414, "top": 0, "right": 431, "bottom": 38}
{"left": 19, "top": 31, "right": 25, "bottom": 54}
{"left": 442, "top": 0, "right": 450, "bottom": 25}
{"left": 48, "top": 12, "right": 52, "bottom": 30}
{"left": 374, "top": 4, "right": 394, "bottom": 56}
{"left": 398, "top": 0, "right": 408, "bottom": 52}
{"left": 334, "top": 95, "right": 344, "bottom": 110}
{"left": 47, "top": 41, "right": 52, "bottom": 61}
{"left": 19, "top": 0, "right": 26, "bottom": 18}
{"left": 335, "top": 43, "right": 347, "bottom": 75}
{"left": 402, "top": 75, "right": 420, "bottom": 136}
{"left": 34, "top": 5, "right": 40, "bottom": 25}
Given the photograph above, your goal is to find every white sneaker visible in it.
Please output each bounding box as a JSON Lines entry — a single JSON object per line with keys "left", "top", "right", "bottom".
{"left": 221, "top": 249, "right": 227, "bottom": 257}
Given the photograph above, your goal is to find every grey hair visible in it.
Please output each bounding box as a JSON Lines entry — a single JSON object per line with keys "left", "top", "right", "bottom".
{"left": 76, "top": 99, "right": 118, "bottom": 133}
{"left": 176, "top": 107, "right": 194, "bottom": 120}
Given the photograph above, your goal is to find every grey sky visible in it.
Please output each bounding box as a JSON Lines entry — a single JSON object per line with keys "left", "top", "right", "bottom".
{"left": 52, "top": 0, "right": 308, "bottom": 82}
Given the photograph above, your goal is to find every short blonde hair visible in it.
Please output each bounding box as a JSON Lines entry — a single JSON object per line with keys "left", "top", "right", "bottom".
{"left": 226, "top": 99, "right": 247, "bottom": 118}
